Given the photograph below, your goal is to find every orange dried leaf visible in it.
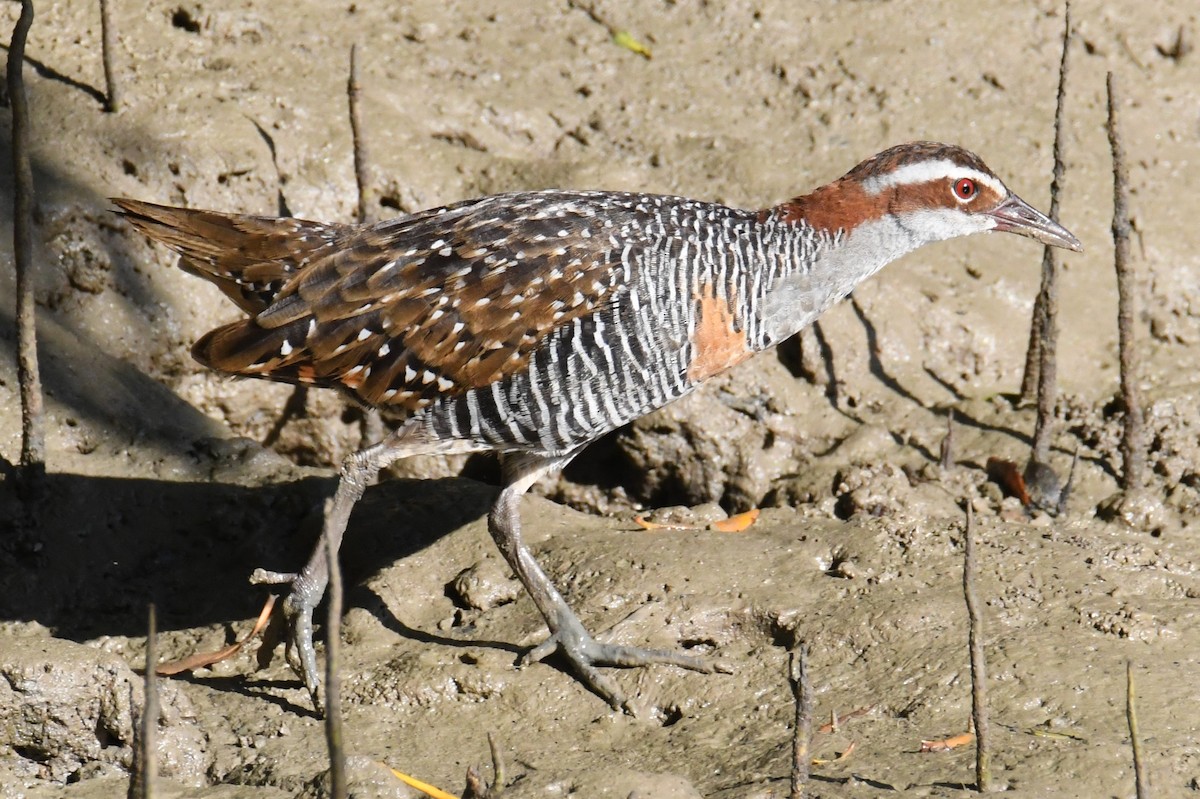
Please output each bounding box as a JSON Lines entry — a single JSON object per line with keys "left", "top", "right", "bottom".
{"left": 711, "top": 509, "right": 760, "bottom": 533}
{"left": 245, "top": 594, "right": 277, "bottom": 637}
{"left": 919, "top": 731, "right": 975, "bottom": 753}
{"left": 387, "top": 766, "right": 460, "bottom": 799}
{"left": 155, "top": 642, "right": 244, "bottom": 675}
{"left": 155, "top": 595, "right": 277, "bottom": 676}
{"left": 812, "top": 740, "right": 857, "bottom": 765}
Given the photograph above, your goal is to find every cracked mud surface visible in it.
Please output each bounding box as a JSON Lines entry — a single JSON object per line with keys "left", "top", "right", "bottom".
{"left": 2, "top": 1, "right": 1200, "bottom": 796}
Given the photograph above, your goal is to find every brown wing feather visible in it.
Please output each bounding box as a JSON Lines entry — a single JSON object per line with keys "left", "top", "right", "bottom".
{"left": 192, "top": 192, "right": 632, "bottom": 412}
{"left": 113, "top": 198, "right": 348, "bottom": 313}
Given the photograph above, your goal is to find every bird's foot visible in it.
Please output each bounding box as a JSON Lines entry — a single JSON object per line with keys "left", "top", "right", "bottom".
{"left": 250, "top": 568, "right": 325, "bottom": 714}
{"left": 522, "top": 624, "right": 728, "bottom": 713}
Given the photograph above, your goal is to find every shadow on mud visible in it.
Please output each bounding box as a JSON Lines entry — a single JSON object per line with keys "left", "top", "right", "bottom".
{"left": 0, "top": 473, "right": 494, "bottom": 641}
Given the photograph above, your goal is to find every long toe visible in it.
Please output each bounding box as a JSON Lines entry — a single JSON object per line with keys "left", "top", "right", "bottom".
{"left": 523, "top": 628, "right": 723, "bottom": 712}
{"left": 280, "top": 593, "right": 325, "bottom": 713}
{"left": 581, "top": 639, "right": 716, "bottom": 673}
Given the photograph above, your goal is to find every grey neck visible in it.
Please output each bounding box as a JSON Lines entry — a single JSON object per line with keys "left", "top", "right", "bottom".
{"left": 755, "top": 214, "right": 925, "bottom": 347}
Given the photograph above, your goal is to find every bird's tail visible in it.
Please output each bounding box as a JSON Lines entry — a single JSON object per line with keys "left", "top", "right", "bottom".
{"left": 112, "top": 198, "right": 347, "bottom": 314}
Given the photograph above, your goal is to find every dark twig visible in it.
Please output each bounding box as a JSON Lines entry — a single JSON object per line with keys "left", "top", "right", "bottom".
{"left": 8, "top": 0, "right": 45, "bottom": 486}
{"left": 1155, "top": 25, "right": 1190, "bottom": 61}
{"left": 788, "top": 644, "right": 813, "bottom": 799}
{"left": 348, "top": 44, "right": 370, "bottom": 225}
{"left": 1056, "top": 445, "right": 1080, "bottom": 516}
{"left": 128, "top": 604, "right": 158, "bottom": 799}
{"left": 464, "top": 767, "right": 489, "bottom": 798}
{"left": 325, "top": 509, "right": 347, "bottom": 799}
{"left": 1107, "top": 72, "right": 1144, "bottom": 494}
{"left": 963, "top": 504, "right": 992, "bottom": 792}
{"left": 463, "top": 733, "right": 507, "bottom": 798}
{"left": 100, "top": 0, "right": 121, "bottom": 112}
{"left": 486, "top": 733, "right": 505, "bottom": 792}
{"left": 1026, "top": 1, "right": 1072, "bottom": 462}
{"left": 1126, "top": 660, "right": 1149, "bottom": 799}
{"left": 1019, "top": 293, "right": 1044, "bottom": 405}
{"left": 346, "top": 44, "right": 386, "bottom": 448}
{"left": 940, "top": 408, "right": 956, "bottom": 470}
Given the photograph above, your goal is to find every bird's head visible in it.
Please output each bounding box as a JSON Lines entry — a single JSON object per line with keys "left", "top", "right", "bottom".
{"left": 778, "top": 141, "right": 1082, "bottom": 253}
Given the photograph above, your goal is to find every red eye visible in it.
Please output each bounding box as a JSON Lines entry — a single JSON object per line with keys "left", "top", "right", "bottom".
{"left": 954, "top": 178, "right": 977, "bottom": 200}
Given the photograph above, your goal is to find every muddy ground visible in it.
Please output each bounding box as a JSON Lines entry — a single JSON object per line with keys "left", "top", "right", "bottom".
{"left": 2, "top": 1, "right": 1199, "bottom": 796}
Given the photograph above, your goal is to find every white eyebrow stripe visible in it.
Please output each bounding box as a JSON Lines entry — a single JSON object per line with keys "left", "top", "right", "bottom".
{"left": 861, "top": 161, "right": 1005, "bottom": 197}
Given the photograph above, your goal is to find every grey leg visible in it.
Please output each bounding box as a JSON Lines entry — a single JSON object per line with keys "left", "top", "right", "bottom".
{"left": 251, "top": 422, "right": 428, "bottom": 711}
{"left": 493, "top": 453, "right": 717, "bottom": 712}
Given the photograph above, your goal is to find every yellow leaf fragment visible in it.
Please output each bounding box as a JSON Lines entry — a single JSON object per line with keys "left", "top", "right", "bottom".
{"left": 612, "top": 30, "right": 652, "bottom": 59}
{"left": 387, "top": 766, "right": 460, "bottom": 799}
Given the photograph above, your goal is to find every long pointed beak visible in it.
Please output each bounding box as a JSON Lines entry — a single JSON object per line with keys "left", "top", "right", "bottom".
{"left": 989, "top": 193, "right": 1083, "bottom": 252}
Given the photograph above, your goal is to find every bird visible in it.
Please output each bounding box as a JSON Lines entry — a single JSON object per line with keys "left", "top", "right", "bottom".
{"left": 114, "top": 141, "right": 1082, "bottom": 713}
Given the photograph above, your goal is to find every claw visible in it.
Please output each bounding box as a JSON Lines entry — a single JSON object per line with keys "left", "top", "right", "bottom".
{"left": 281, "top": 592, "right": 325, "bottom": 713}
{"left": 522, "top": 637, "right": 559, "bottom": 666}
{"left": 250, "top": 568, "right": 298, "bottom": 585}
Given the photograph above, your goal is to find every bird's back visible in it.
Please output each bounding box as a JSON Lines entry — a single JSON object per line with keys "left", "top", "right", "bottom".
{"left": 117, "top": 191, "right": 813, "bottom": 455}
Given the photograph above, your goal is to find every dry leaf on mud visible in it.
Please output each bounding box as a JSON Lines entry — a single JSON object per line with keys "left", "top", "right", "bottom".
{"left": 812, "top": 740, "right": 857, "bottom": 766}
{"left": 155, "top": 595, "right": 276, "bottom": 675}
{"left": 919, "top": 732, "right": 974, "bottom": 753}
{"left": 711, "top": 509, "right": 760, "bottom": 532}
